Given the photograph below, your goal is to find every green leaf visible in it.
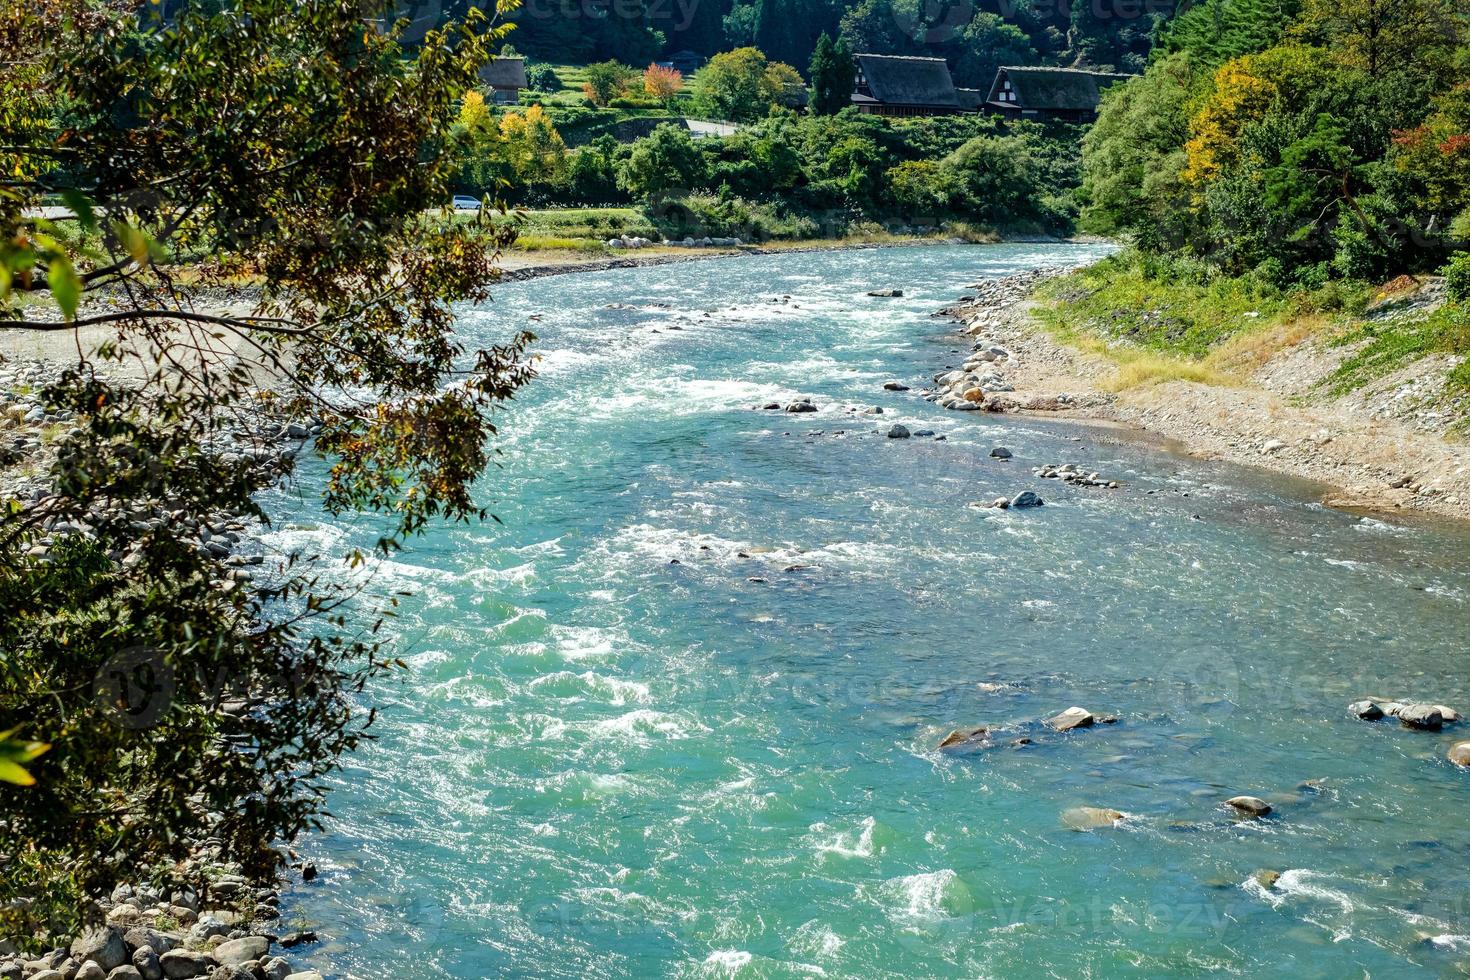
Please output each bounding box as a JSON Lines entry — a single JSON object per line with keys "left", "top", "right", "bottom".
{"left": 61, "top": 189, "right": 97, "bottom": 233}
{"left": 0, "top": 729, "right": 51, "bottom": 786}
{"left": 48, "top": 254, "right": 82, "bottom": 320}
{"left": 0, "top": 760, "right": 37, "bottom": 787}
{"left": 112, "top": 221, "right": 151, "bottom": 265}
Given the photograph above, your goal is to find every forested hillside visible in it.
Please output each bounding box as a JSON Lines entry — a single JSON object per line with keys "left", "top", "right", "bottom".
{"left": 494, "top": 0, "right": 1174, "bottom": 81}
{"left": 1082, "top": 0, "right": 1467, "bottom": 285}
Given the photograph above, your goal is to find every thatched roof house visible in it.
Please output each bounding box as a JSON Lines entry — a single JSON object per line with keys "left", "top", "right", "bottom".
{"left": 984, "top": 66, "right": 1133, "bottom": 122}
{"left": 851, "top": 54, "right": 963, "bottom": 117}
{"left": 478, "top": 57, "right": 527, "bottom": 105}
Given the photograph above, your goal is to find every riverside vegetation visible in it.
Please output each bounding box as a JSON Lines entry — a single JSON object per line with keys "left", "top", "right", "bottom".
{"left": 0, "top": 0, "right": 535, "bottom": 970}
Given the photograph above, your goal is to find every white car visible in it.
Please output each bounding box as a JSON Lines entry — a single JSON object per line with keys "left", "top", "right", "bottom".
{"left": 451, "top": 195, "right": 482, "bottom": 210}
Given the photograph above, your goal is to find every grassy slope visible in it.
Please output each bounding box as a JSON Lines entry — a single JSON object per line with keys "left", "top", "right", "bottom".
{"left": 1034, "top": 253, "right": 1470, "bottom": 424}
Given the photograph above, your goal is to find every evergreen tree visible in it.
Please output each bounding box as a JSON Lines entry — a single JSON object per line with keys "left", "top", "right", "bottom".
{"left": 809, "top": 32, "right": 856, "bottom": 115}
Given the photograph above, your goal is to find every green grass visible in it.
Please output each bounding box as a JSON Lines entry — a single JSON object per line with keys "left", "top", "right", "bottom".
{"left": 1034, "top": 252, "right": 1296, "bottom": 359}
{"left": 1325, "top": 303, "right": 1470, "bottom": 404}
{"left": 1036, "top": 250, "right": 1469, "bottom": 422}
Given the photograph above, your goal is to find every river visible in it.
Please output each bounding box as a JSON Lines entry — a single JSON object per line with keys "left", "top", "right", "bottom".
{"left": 266, "top": 243, "right": 1470, "bottom": 978}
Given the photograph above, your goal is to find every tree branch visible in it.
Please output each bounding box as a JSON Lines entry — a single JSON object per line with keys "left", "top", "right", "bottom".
{"left": 0, "top": 310, "right": 313, "bottom": 335}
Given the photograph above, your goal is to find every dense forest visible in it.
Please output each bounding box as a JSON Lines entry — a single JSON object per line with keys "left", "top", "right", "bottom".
{"left": 1082, "top": 0, "right": 1468, "bottom": 285}
{"left": 497, "top": 0, "right": 1173, "bottom": 81}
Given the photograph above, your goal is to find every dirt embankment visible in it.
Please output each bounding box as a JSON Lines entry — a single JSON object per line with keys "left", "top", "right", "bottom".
{"left": 939, "top": 274, "right": 1470, "bottom": 522}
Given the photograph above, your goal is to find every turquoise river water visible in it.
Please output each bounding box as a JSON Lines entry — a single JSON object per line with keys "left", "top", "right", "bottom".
{"left": 267, "top": 244, "right": 1470, "bottom": 978}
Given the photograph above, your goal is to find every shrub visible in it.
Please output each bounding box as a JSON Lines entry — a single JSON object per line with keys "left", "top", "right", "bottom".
{"left": 1444, "top": 252, "right": 1470, "bottom": 303}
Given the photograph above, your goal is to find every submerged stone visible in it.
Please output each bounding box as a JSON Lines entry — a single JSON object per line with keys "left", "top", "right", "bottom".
{"left": 937, "top": 726, "right": 987, "bottom": 750}
{"left": 1252, "top": 869, "right": 1281, "bottom": 890}
{"left": 1224, "top": 796, "right": 1272, "bottom": 818}
{"left": 1061, "top": 807, "right": 1125, "bottom": 831}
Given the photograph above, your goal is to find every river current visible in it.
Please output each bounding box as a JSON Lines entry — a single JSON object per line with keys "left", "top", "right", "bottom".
{"left": 267, "top": 244, "right": 1470, "bottom": 978}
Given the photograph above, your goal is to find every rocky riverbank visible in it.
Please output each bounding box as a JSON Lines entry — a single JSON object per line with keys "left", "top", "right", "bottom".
{"left": 922, "top": 268, "right": 1470, "bottom": 523}
{"left": 1, "top": 359, "right": 328, "bottom": 980}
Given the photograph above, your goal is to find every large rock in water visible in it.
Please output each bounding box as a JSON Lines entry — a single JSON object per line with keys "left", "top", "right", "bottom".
{"left": 1448, "top": 741, "right": 1470, "bottom": 767}
{"left": 1009, "top": 490, "right": 1044, "bottom": 509}
{"left": 938, "top": 726, "right": 988, "bottom": 750}
{"left": 1398, "top": 704, "right": 1443, "bottom": 730}
{"left": 867, "top": 288, "right": 903, "bottom": 297}
{"left": 71, "top": 928, "right": 127, "bottom": 972}
{"left": 1061, "top": 806, "right": 1126, "bottom": 831}
{"left": 211, "top": 938, "right": 267, "bottom": 968}
{"left": 1224, "top": 796, "right": 1272, "bottom": 818}
{"left": 1044, "top": 707, "right": 1094, "bottom": 732}
{"left": 1348, "top": 699, "right": 1384, "bottom": 720}
{"left": 886, "top": 424, "right": 911, "bottom": 439}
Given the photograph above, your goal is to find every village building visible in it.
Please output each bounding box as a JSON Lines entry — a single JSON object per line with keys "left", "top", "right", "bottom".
{"left": 478, "top": 57, "right": 528, "bottom": 105}
{"left": 850, "top": 54, "right": 965, "bottom": 117}
{"left": 984, "top": 66, "right": 1133, "bottom": 123}
{"left": 849, "top": 54, "right": 1132, "bottom": 123}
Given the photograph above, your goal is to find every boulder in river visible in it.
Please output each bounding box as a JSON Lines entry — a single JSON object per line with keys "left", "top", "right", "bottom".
{"left": 1224, "top": 796, "right": 1272, "bottom": 818}
{"left": 938, "top": 726, "right": 987, "bottom": 750}
{"left": 1398, "top": 704, "right": 1443, "bottom": 730}
{"left": 1348, "top": 699, "right": 1384, "bottom": 720}
{"left": 1009, "top": 491, "right": 1044, "bottom": 509}
{"left": 1448, "top": 742, "right": 1470, "bottom": 767}
{"left": 1044, "top": 707, "right": 1094, "bottom": 732}
{"left": 1061, "top": 806, "right": 1126, "bottom": 831}
{"left": 882, "top": 381, "right": 910, "bottom": 392}
{"left": 1252, "top": 869, "right": 1282, "bottom": 890}
{"left": 784, "top": 400, "right": 818, "bottom": 413}
{"left": 989, "top": 447, "right": 1012, "bottom": 459}
{"left": 867, "top": 288, "right": 903, "bottom": 297}
{"left": 212, "top": 938, "right": 268, "bottom": 968}
{"left": 887, "top": 424, "right": 911, "bottom": 439}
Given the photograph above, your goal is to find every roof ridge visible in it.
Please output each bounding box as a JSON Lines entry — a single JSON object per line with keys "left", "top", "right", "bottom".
{"left": 855, "top": 52, "right": 949, "bottom": 63}
{"left": 999, "top": 65, "right": 1133, "bottom": 76}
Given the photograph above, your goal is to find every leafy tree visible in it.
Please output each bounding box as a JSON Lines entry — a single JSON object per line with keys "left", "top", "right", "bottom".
{"left": 0, "top": 0, "right": 533, "bottom": 945}
{"left": 645, "top": 63, "right": 685, "bottom": 102}
{"left": 525, "top": 63, "right": 561, "bottom": 93}
{"left": 693, "top": 48, "right": 805, "bottom": 122}
{"left": 1390, "top": 82, "right": 1470, "bottom": 230}
{"left": 809, "top": 33, "right": 856, "bottom": 115}
{"left": 583, "top": 60, "right": 636, "bottom": 107}
{"left": 953, "top": 14, "right": 1038, "bottom": 90}
{"left": 620, "top": 123, "right": 711, "bottom": 199}
{"left": 500, "top": 105, "right": 569, "bottom": 188}
{"left": 1080, "top": 53, "right": 1201, "bottom": 248}
{"left": 564, "top": 136, "right": 630, "bottom": 205}
{"left": 1290, "top": 0, "right": 1461, "bottom": 78}
{"left": 1182, "top": 43, "right": 1336, "bottom": 185}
